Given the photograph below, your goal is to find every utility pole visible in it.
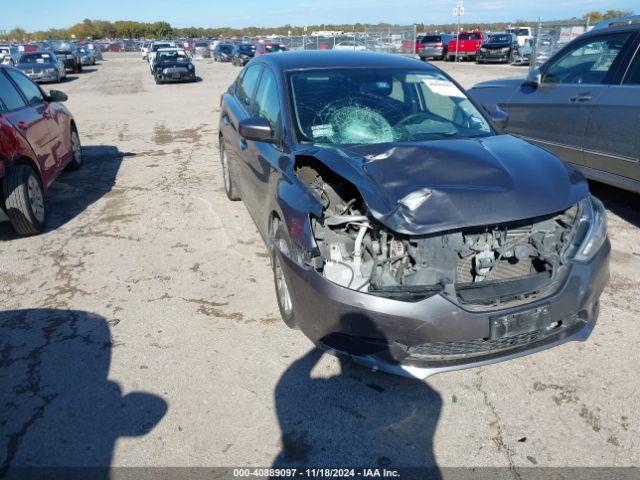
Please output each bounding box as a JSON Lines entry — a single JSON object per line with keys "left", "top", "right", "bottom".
{"left": 453, "top": 0, "right": 464, "bottom": 62}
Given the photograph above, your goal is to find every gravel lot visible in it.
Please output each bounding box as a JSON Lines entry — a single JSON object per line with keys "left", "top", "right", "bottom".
{"left": 1, "top": 53, "right": 639, "bottom": 473}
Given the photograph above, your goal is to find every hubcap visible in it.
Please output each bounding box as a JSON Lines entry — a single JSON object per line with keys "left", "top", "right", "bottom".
{"left": 27, "top": 175, "right": 45, "bottom": 223}
{"left": 221, "top": 145, "right": 231, "bottom": 192}
{"left": 274, "top": 246, "right": 293, "bottom": 316}
{"left": 72, "top": 132, "right": 82, "bottom": 164}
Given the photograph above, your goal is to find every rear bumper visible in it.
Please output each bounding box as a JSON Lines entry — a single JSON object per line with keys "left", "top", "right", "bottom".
{"left": 448, "top": 51, "right": 477, "bottom": 59}
{"left": 278, "top": 239, "right": 610, "bottom": 379}
{"left": 419, "top": 47, "right": 445, "bottom": 58}
{"left": 156, "top": 69, "right": 195, "bottom": 82}
{"left": 23, "top": 71, "right": 59, "bottom": 82}
{"left": 60, "top": 58, "right": 76, "bottom": 70}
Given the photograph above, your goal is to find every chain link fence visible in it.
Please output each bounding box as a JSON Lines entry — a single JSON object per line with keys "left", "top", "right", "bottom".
{"left": 247, "top": 25, "right": 417, "bottom": 54}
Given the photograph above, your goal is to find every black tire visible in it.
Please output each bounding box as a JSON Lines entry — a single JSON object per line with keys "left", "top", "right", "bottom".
{"left": 2, "top": 164, "right": 46, "bottom": 235}
{"left": 220, "top": 140, "right": 240, "bottom": 201}
{"left": 269, "top": 220, "right": 297, "bottom": 329}
{"left": 66, "top": 127, "right": 83, "bottom": 170}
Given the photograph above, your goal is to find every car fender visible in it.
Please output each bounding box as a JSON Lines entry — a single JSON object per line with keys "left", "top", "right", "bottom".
{"left": 0, "top": 115, "right": 43, "bottom": 182}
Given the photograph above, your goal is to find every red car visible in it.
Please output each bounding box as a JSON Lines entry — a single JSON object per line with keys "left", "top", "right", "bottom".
{"left": 0, "top": 65, "right": 82, "bottom": 235}
{"left": 254, "top": 42, "right": 287, "bottom": 56}
{"left": 447, "top": 31, "right": 486, "bottom": 61}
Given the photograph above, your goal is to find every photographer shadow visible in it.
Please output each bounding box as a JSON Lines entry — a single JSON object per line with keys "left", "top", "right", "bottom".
{"left": 0, "top": 309, "right": 167, "bottom": 479}
{"left": 272, "top": 315, "right": 442, "bottom": 477}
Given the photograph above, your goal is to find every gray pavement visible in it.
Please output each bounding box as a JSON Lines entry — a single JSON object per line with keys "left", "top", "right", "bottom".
{"left": 0, "top": 53, "right": 638, "bottom": 474}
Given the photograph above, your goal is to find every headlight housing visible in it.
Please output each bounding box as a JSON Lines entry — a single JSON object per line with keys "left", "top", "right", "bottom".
{"left": 570, "top": 196, "right": 608, "bottom": 262}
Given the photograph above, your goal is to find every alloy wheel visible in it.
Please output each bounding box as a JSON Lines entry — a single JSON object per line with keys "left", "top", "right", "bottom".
{"left": 27, "top": 175, "right": 45, "bottom": 223}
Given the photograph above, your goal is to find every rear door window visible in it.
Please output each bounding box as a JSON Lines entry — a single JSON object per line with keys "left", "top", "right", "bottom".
{"left": 6, "top": 70, "right": 44, "bottom": 106}
{"left": 0, "top": 71, "right": 27, "bottom": 112}
{"left": 542, "top": 33, "right": 632, "bottom": 85}
{"left": 236, "top": 65, "right": 262, "bottom": 109}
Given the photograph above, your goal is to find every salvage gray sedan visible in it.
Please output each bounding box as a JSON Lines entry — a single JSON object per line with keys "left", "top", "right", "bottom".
{"left": 219, "top": 51, "right": 610, "bottom": 379}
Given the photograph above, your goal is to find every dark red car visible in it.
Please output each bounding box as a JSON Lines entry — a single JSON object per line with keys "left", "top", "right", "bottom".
{"left": 0, "top": 65, "right": 82, "bottom": 235}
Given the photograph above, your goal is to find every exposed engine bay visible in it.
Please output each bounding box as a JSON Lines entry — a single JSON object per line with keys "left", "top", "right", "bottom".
{"left": 297, "top": 163, "right": 580, "bottom": 306}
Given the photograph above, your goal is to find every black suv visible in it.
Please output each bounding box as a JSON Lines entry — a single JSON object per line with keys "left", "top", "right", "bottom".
{"left": 231, "top": 43, "right": 255, "bottom": 66}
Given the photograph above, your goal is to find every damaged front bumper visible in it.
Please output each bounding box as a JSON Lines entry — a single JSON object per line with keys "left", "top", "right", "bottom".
{"left": 277, "top": 238, "right": 610, "bottom": 380}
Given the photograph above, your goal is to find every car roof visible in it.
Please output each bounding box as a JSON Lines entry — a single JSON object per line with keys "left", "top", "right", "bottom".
{"left": 255, "top": 50, "right": 436, "bottom": 71}
{"left": 586, "top": 19, "right": 640, "bottom": 35}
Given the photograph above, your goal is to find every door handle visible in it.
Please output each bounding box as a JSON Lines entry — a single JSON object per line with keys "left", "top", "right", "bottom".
{"left": 239, "top": 139, "right": 248, "bottom": 150}
{"left": 569, "top": 94, "right": 592, "bottom": 102}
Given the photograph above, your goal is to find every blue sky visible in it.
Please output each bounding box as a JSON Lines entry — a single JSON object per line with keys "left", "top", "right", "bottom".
{"left": 1, "top": 0, "right": 637, "bottom": 31}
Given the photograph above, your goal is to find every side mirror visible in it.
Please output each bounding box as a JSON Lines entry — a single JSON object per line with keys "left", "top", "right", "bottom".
{"left": 486, "top": 106, "right": 509, "bottom": 132}
{"left": 47, "top": 90, "right": 68, "bottom": 103}
{"left": 524, "top": 68, "right": 541, "bottom": 88}
{"left": 238, "top": 117, "right": 275, "bottom": 143}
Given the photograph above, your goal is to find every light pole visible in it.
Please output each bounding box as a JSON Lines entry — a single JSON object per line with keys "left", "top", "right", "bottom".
{"left": 453, "top": 0, "right": 464, "bottom": 62}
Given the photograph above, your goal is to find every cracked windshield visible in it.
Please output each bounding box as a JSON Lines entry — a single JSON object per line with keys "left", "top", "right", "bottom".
{"left": 290, "top": 69, "right": 491, "bottom": 144}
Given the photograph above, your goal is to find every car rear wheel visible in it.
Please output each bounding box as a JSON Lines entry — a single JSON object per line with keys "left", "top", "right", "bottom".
{"left": 220, "top": 140, "right": 240, "bottom": 201}
{"left": 3, "top": 164, "right": 46, "bottom": 235}
{"left": 66, "top": 128, "right": 83, "bottom": 170}
{"left": 270, "top": 219, "right": 297, "bottom": 329}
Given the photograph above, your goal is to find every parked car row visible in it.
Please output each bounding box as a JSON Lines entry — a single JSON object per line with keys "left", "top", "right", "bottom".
{"left": 418, "top": 27, "right": 533, "bottom": 65}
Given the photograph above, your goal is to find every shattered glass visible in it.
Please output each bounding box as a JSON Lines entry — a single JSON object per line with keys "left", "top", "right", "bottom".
{"left": 290, "top": 69, "right": 491, "bottom": 145}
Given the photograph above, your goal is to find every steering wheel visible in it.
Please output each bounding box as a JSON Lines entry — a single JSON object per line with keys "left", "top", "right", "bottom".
{"left": 395, "top": 112, "right": 439, "bottom": 127}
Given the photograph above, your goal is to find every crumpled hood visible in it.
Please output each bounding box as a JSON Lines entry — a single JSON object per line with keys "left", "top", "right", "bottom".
{"left": 306, "top": 135, "right": 588, "bottom": 235}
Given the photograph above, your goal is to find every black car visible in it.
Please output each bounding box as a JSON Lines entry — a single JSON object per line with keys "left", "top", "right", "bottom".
{"left": 152, "top": 49, "right": 196, "bottom": 84}
{"left": 213, "top": 43, "right": 233, "bottom": 62}
{"left": 218, "top": 51, "right": 609, "bottom": 379}
{"left": 477, "top": 33, "right": 519, "bottom": 64}
{"left": 47, "top": 40, "right": 83, "bottom": 73}
{"left": 231, "top": 43, "right": 255, "bottom": 66}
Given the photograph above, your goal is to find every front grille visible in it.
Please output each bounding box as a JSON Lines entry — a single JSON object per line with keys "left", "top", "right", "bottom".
{"left": 403, "top": 313, "right": 580, "bottom": 360}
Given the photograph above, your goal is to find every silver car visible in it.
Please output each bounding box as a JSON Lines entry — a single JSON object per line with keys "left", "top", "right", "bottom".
{"left": 16, "top": 50, "right": 67, "bottom": 83}
{"left": 469, "top": 16, "right": 640, "bottom": 194}
{"left": 0, "top": 45, "right": 21, "bottom": 66}
{"left": 418, "top": 34, "right": 454, "bottom": 61}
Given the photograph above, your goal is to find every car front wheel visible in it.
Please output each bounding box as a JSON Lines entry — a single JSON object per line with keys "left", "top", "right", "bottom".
{"left": 2, "top": 164, "right": 46, "bottom": 235}
{"left": 270, "top": 219, "right": 297, "bottom": 329}
{"left": 220, "top": 140, "right": 240, "bottom": 201}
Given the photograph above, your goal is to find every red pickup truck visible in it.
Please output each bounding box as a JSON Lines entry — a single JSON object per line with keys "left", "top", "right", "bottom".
{"left": 447, "top": 31, "right": 486, "bottom": 61}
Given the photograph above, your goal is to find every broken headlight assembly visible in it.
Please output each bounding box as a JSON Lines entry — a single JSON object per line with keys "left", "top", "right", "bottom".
{"left": 297, "top": 161, "right": 596, "bottom": 306}
{"left": 567, "top": 196, "right": 608, "bottom": 263}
